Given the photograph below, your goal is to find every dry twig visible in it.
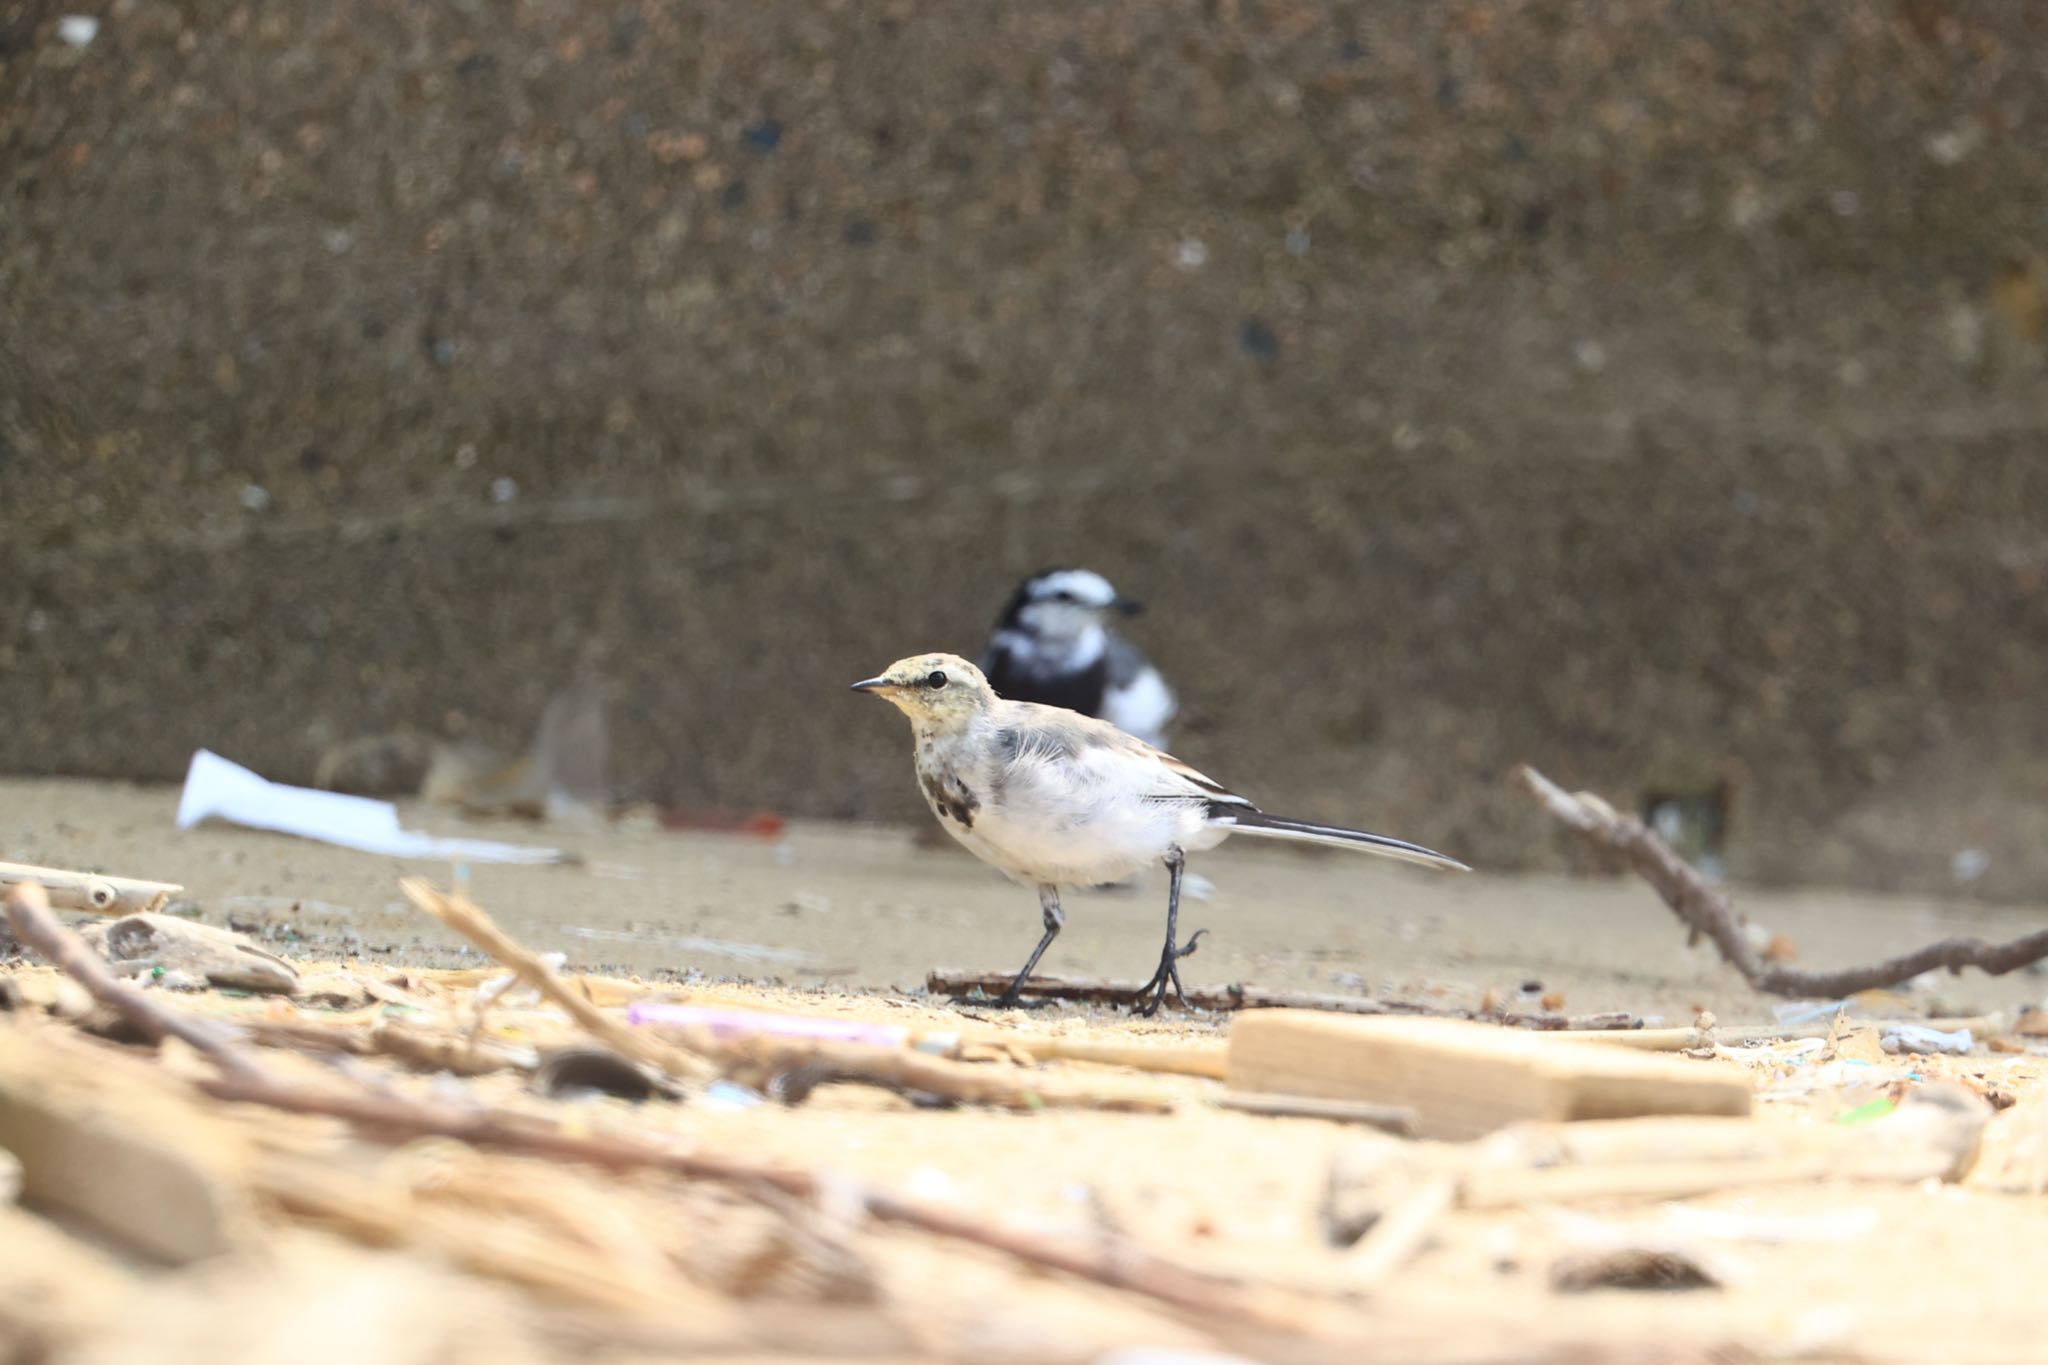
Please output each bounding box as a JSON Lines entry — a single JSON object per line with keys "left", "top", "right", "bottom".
{"left": 3, "top": 883, "right": 260, "bottom": 1078}
{"left": 1210, "top": 1091, "right": 1416, "bottom": 1134}
{"left": 1510, "top": 764, "right": 2048, "bottom": 997}
{"left": 399, "top": 879, "right": 714, "bottom": 1082}
{"left": 404, "top": 880, "right": 1173, "bottom": 1112}
{"left": 928, "top": 968, "right": 1641, "bottom": 1031}
{"left": 1001, "top": 1035, "right": 1227, "bottom": 1079}
{"left": 1345, "top": 1177, "right": 1456, "bottom": 1289}
{"left": 1549, "top": 1015, "right": 1999, "bottom": 1052}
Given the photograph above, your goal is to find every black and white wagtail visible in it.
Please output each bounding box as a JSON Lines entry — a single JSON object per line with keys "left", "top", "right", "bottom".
{"left": 978, "top": 568, "right": 1177, "bottom": 750}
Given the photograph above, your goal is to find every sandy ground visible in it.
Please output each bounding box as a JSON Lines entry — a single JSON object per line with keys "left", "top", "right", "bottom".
{"left": 7, "top": 958, "right": 2048, "bottom": 1363}
{"left": 669, "top": 997, "right": 2048, "bottom": 1365}
{"left": 9, "top": 777, "right": 2048, "bottom": 1361}
{"left": 5, "top": 776, "right": 2045, "bottom": 1027}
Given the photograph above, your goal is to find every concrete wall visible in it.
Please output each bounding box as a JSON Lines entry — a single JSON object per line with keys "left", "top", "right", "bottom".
{"left": 6, "top": 0, "right": 2048, "bottom": 895}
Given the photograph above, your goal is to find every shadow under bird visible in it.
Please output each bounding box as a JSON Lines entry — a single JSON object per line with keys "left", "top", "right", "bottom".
{"left": 852, "top": 652, "right": 1470, "bottom": 1014}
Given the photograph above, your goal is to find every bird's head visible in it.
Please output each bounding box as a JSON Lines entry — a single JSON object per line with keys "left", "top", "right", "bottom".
{"left": 850, "top": 653, "right": 995, "bottom": 728}
{"left": 999, "top": 568, "right": 1143, "bottom": 646}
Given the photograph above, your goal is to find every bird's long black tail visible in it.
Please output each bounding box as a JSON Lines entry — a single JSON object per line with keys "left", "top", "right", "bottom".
{"left": 1208, "top": 807, "right": 1470, "bottom": 872}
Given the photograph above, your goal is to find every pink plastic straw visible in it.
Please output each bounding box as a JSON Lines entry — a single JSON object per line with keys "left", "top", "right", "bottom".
{"left": 626, "top": 1002, "right": 910, "bottom": 1049}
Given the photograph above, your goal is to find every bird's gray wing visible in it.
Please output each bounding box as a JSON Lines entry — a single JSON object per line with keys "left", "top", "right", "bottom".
{"left": 991, "top": 703, "right": 1248, "bottom": 811}
{"left": 1146, "top": 749, "right": 1252, "bottom": 810}
{"left": 1101, "top": 633, "right": 1153, "bottom": 689}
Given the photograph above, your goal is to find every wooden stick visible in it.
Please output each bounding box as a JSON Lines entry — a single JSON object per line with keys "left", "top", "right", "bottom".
{"left": 1001, "top": 1035, "right": 1228, "bottom": 1080}
{"left": 399, "top": 879, "right": 715, "bottom": 1082}
{"left": 720, "top": 1034, "right": 1176, "bottom": 1113}
{"left": 1346, "top": 1177, "right": 1456, "bottom": 1288}
{"left": 1210, "top": 1091, "right": 1416, "bottom": 1134}
{"left": 250, "top": 1151, "right": 694, "bottom": 1318}
{"left": 0, "top": 861, "right": 182, "bottom": 916}
{"left": 405, "top": 881, "right": 1172, "bottom": 1112}
{"left": 1510, "top": 765, "right": 2048, "bottom": 997}
{"left": 928, "top": 968, "right": 1642, "bottom": 1031}
{"left": 1460, "top": 1157, "right": 1840, "bottom": 1209}
{"left": 4, "top": 883, "right": 260, "bottom": 1078}
{"left": 1546, "top": 1015, "right": 2003, "bottom": 1052}
{"left": 373, "top": 1019, "right": 539, "bottom": 1076}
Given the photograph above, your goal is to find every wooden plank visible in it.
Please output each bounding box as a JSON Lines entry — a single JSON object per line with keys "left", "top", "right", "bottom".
{"left": 1225, "top": 1010, "right": 1751, "bottom": 1140}
{"left": 0, "top": 1027, "right": 257, "bottom": 1263}
{"left": 1002, "top": 1035, "right": 1228, "bottom": 1079}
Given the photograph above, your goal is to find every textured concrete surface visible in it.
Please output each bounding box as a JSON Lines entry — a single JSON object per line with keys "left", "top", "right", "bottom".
{"left": 4, "top": 1, "right": 2047, "bottom": 895}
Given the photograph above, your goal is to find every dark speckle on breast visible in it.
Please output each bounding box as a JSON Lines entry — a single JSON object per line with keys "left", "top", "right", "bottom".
{"left": 921, "top": 771, "right": 980, "bottom": 830}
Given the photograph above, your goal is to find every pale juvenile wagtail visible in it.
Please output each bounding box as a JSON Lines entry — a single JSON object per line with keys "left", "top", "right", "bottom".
{"left": 852, "top": 652, "right": 1469, "bottom": 1014}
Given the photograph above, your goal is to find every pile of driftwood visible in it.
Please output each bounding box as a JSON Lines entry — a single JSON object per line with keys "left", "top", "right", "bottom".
{"left": 3, "top": 765, "right": 2048, "bottom": 1363}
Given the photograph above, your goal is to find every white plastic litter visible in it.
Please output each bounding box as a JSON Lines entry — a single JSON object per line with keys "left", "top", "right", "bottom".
{"left": 1882, "top": 1023, "right": 1973, "bottom": 1056}
{"left": 699, "top": 1081, "right": 766, "bottom": 1112}
{"left": 1772, "top": 999, "right": 1850, "bottom": 1025}
{"left": 175, "top": 749, "right": 565, "bottom": 864}
{"left": 477, "top": 952, "right": 567, "bottom": 1009}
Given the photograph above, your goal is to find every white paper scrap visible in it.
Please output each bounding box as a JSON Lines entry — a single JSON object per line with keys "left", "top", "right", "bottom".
{"left": 175, "top": 749, "right": 565, "bottom": 864}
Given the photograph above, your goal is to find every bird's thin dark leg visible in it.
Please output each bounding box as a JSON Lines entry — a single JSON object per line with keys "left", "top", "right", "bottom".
{"left": 1132, "top": 846, "right": 1206, "bottom": 1016}
{"left": 994, "top": 884, "right": 1065, "bottom": 1007}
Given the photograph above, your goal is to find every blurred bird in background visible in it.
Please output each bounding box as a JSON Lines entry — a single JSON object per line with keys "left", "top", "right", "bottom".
{"left": 979, "top": 568, "right": 1177, "bottom": 749}
{"left": 316, "top": 659, "right": 612, "bottom": 826}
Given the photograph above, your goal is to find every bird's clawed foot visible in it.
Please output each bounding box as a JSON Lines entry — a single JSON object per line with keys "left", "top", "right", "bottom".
{"left": 1130, "top": 928, "right": 1208, "bottom": 1017}
{"left": 986, "top": 982, "right": 1058, "bottom": 1011}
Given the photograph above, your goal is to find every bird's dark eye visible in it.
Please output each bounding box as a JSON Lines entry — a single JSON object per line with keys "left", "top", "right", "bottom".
{"left": 1051, "top": 591, "right": 1074, "bottom": 603}
{"left": 925, "top": 670, "right": 948, "bottom": 689}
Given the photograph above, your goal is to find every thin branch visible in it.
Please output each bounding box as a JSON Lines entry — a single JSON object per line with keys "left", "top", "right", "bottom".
{"left": 1509, "top": 764, "right": 2048, "bottom": 998}
{"left": 399, "top": 878, "right": 715, "bottom": 1082}
{"left": 4, "top": 882, "right": 260, "bottom": 1077}
{"left": 6, "top": 881, "right": 1278, "bottom": 1328}
{"left": 1344, "top": 1177, "right": 1456, "bottom": 1290}
{"left": 1210, "top": 1092, "right": 1416, "bottom": 1134}
{"left": 718, "top": 1035, "right": 1175, "bottom": 1112}
{"left": 927, "top": 969, "right": 1641, "bottom": 1032}
{"left": 403, "top": 880, "right": 1171, "bottom": 1112}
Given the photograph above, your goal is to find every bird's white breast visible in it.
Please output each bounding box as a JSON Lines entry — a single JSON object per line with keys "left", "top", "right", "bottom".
{"left": 918, "top": 718, "right": 1219, "bottom": 888}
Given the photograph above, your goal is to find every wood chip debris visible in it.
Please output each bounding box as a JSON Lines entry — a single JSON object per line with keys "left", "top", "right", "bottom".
{"left": 2, "top": 875, "right": 2048, "bottom": 1362}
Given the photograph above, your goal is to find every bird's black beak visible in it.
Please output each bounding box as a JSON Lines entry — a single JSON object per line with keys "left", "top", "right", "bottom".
{"left": 1112, "top": 596, "right": 1145, "bottom": 617}
{"left": 850, "top": 676, "right": 891, "bottom": 693}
